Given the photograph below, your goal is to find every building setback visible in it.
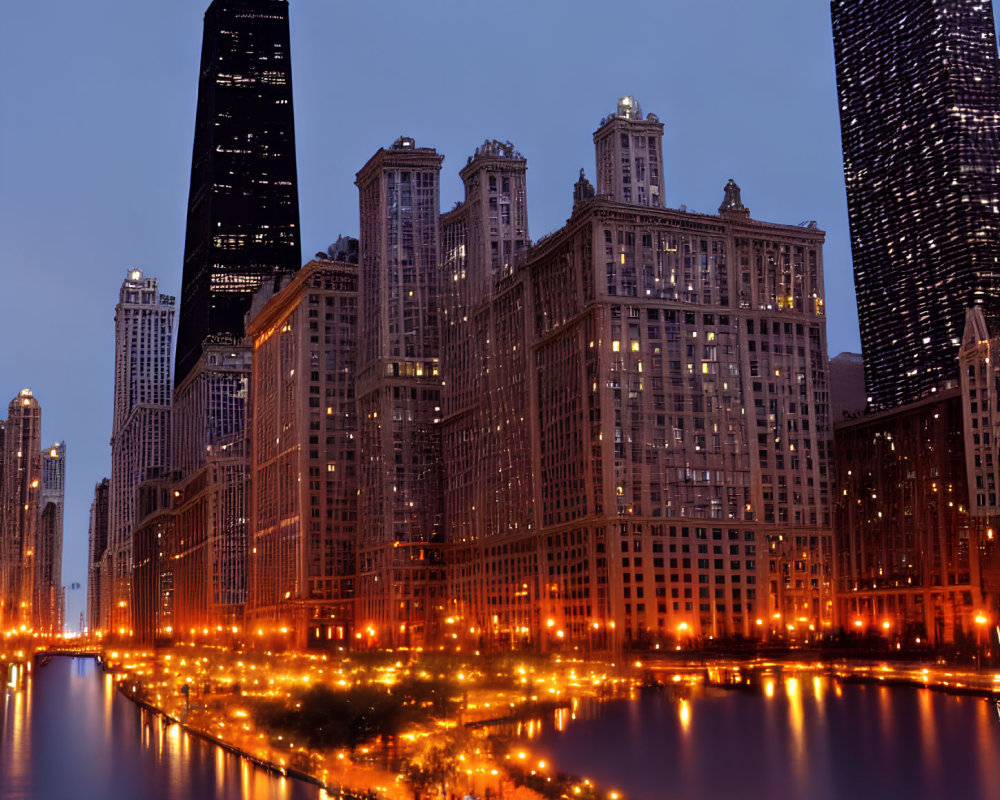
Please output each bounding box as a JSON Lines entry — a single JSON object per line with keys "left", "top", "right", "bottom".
{"left": 831, "top": 0, "right": 1000, "bottom": 409}
{"left": 174, "top": 0, "right": 301, "bottom": 386}
{"left": 246, "top": 257, "right": 358, "bottom": 649}
{"left": 108, "top": 269, "right": 174, "bottom": 637}
{"left": 355, "top": 138, "right": 446, "bottom": 648}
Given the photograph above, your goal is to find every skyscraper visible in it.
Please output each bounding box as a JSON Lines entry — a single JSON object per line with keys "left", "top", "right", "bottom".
{"left": 246, "top": 257, "right": 359, "bottom": 649}
{"left": 0, "top": 390, "right": 41, "bottom": 632}
{"left": 35, "top": 441, "right": 65, "bottom": 634}
{"left": 108, "top": 269, "right": 174, "bottom": 637}
{"left": 355, "top": 137, "right": 445, "bottom": 647}
{"left": 831, "top": 0, "right": 1000, "bottom": 408}
{"left": 86, "top": 477, "right": 110, "bottom": 635}
{"left": 175, "top": 0, "right": 301, "bottom": 387}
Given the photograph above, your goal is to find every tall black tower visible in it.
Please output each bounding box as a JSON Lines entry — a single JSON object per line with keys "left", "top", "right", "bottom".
{"left": 831, "top": 0, "right": 1000, "bottom": 409}
{"left": 175, "top": 0, "right": 301, "bottom": 386}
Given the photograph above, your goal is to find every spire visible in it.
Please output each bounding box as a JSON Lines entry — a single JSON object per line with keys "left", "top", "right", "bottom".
{"left": 573, "top": 168, "right": 595, "bottom": 208}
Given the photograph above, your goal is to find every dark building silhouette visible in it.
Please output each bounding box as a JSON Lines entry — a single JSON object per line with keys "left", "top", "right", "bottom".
{"left": 175, "top": 0, "right": 301, "bottom": 386}
{"left": 831, "top": 0, "right": 1000, "bottom": 409}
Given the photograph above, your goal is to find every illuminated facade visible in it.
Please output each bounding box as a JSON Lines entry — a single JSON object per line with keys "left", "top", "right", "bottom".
{"left": 108, "top": 269, "right": 174, "bottom": 637}
{"left": 86, "top": 478, "right": 110, "bottom": 635}
{"left": 246, "top": 258, "right": 358, "bottom": 649}
{"left": 35, "top": 441, "right": 65, "bottom": 634}
{"left": 832, "top": 0, "right": 1000, "bottom": 409}
{"left": 439, "top": 101, "right": 833, "bottom": 649}
{"left": 958, "top": 306, "right": 1000, "bottom": 620}
{"left": 440, "top": 140, "right": 536, "bottom": 647}
{"left": 834, "top": 390, "right": 988, "bottom": 645}
{"left": 175, "top": 0, "right": 301, "bottom": 386}
{"left": 593, "top": 96, "right": 665, "bottom": 208}
{"left": 355, "top": 138, "right": 446, "bottom": 647}
{"left": 0, "top": 390, "right": 42, "bottom": 632}
{"left": 170, "top": 338, "right": 251, "bottom": 639}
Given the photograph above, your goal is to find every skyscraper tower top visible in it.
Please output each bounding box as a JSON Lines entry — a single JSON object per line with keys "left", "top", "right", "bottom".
{"left": 175, "top": 0, "right": 301, "bottom": 387}
{"left": 593, "top": 96, "right": 665, "bottom": 207}
{"left": 832, "top": 0, "right": 1000, "bottom": 409}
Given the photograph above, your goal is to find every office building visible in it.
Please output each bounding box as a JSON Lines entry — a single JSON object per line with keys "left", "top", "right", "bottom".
{"left": 175, "top": 0, "right": 301, "bottom": 386}
{"left": 0, "top": 390, "right": 42, "bottom": 632}
{"left": 108, "top": 269, "right": 175, "bottom": 637}
{"left": 35, "top": 441, "right": 65, "bottom": 634}
{"left": 834, "top": 389, "right": 987, "bottom": 644}
{"left": 246, "top": 257, "right": 359, "bottom": 649}
{"left": 86, "top": 478, "right": 110, "bottom": 635}
{"left": 440, "top": 100, "right": 834, "bottom": 649}
{"left": 831, "top": 0, "right": 1000, "bottom": 408}
{"left": 355, "top": 137, "right": 445, "bottom": 647}
{"left": 170, "top": 337, "right": 251, "bottom": 639}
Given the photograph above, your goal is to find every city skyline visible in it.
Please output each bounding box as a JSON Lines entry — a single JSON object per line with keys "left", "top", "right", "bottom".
{"left": 1, "top": 0, "right": 981, "bottom": 629}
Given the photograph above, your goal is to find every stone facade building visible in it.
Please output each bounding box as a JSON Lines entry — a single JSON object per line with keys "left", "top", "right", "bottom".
{"left": 246, "top": 258, "right": 359, "bottom": 649}
{"left": 354, "top": 138, "right": 446, "bottom": 647}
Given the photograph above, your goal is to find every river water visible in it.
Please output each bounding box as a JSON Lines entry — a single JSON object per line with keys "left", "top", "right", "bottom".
{"left": 529, "top": 674, "right": 1000, "bottom": 800}
{"left": 6, "top": 659, "right": 1000, "bottom": 800}
{"left": 0, "top": 656, "right": 320, "bottom": 800}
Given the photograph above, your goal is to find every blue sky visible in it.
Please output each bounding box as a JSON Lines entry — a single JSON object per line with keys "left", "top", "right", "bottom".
{"left": 0, "top": 0, "right": 954, "bottom": 629}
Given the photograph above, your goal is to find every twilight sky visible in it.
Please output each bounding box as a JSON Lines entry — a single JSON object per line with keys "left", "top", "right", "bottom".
{"left": 1, "top": 0, "right": 985, "bottom": 630}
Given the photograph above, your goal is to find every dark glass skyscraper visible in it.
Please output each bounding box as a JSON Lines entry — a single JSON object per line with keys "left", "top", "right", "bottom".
{"left": 175, "top": 0, "right": 301, "bottom": 386}
{"left": 832, "top": 0, "right": 1000, "bottom": 409}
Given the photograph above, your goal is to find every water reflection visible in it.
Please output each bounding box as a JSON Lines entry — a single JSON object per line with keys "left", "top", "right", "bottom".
{"left": 530, "top": 671, "right": 1000, "bottom": 800}
{"left": 0, "top": 657, "right": 320, "bottom": 800}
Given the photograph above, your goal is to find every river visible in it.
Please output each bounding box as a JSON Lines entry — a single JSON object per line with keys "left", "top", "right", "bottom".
{"left": 527, "top": 673, "right": 1000, "bottom": 800}
{"left": 0, "top": 656, "right": 321, "bottom": 800}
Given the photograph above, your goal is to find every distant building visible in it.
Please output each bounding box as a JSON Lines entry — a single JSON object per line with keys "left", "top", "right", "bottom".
{"left": 86, "top": 478, "right": 110, "bottom": 635}
{"left": 35, "top": 441, "right": 65, "bottom": 634}
{"left": 355, "top": 137, "right": 446, "bottom": 647}
{"left": 174, "top": 0, "right": 301, "bottom": 387}
{"left": 831, "top": 0, "right": 1000, "bottom": 408}
{"left": 108, "top": 269, "right": 174, "bottom": 638}
{"left": 246, "top": 258, "right": 359, "bottom": 649}
{"left": 593, "top": 96, "right": 665, "bottom": 207}
{"left": 131, "top": 471, "right": 174, "bottom": 646}
{"left": 829, "top": 352, "right": 866, "bottom": 420}
{"left": 0, "top": 389, "right": 42, "bottom": 632}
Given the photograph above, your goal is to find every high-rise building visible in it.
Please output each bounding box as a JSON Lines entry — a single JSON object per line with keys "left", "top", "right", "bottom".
{"left": 0, "top": 389, "right": 42, "bottom": 632}
{"left": 108, "top": 269, "right": 174, "bottom": 637}
{"left": 440, "top": 140, "right": 535, "bottom": 646}
{"left": 355, "top": 137, "right": 445, "bottom": 647}
{"left": 831, "top": 0, "right": 1000, "bottom": 409}
{"left": 246, "top": 257, "right": 359, "bottom": 649}
{"left": 438, "top": 99, "right": 834, "bottom": 649}
{"left": 86, "top": 478, "right": 110, "bottom": 635}
{"left": 170, "top": 338, "right": 251, "bottom": 639}
{"left": 35, "top": 441, "right": 65, "bottom": 634}
{"left": 593, "top": 96, "right": 665, "bottom": 207}
{"left": 175, "top": 0, "right": 301, "bottom": 387}
{"left": 834, "top": 390, "right": 986, "bottom": 645}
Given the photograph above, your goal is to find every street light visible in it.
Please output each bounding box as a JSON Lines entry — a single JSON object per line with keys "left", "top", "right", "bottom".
{"left": 975, "top": 613, "right": 989, "bottom": 670}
